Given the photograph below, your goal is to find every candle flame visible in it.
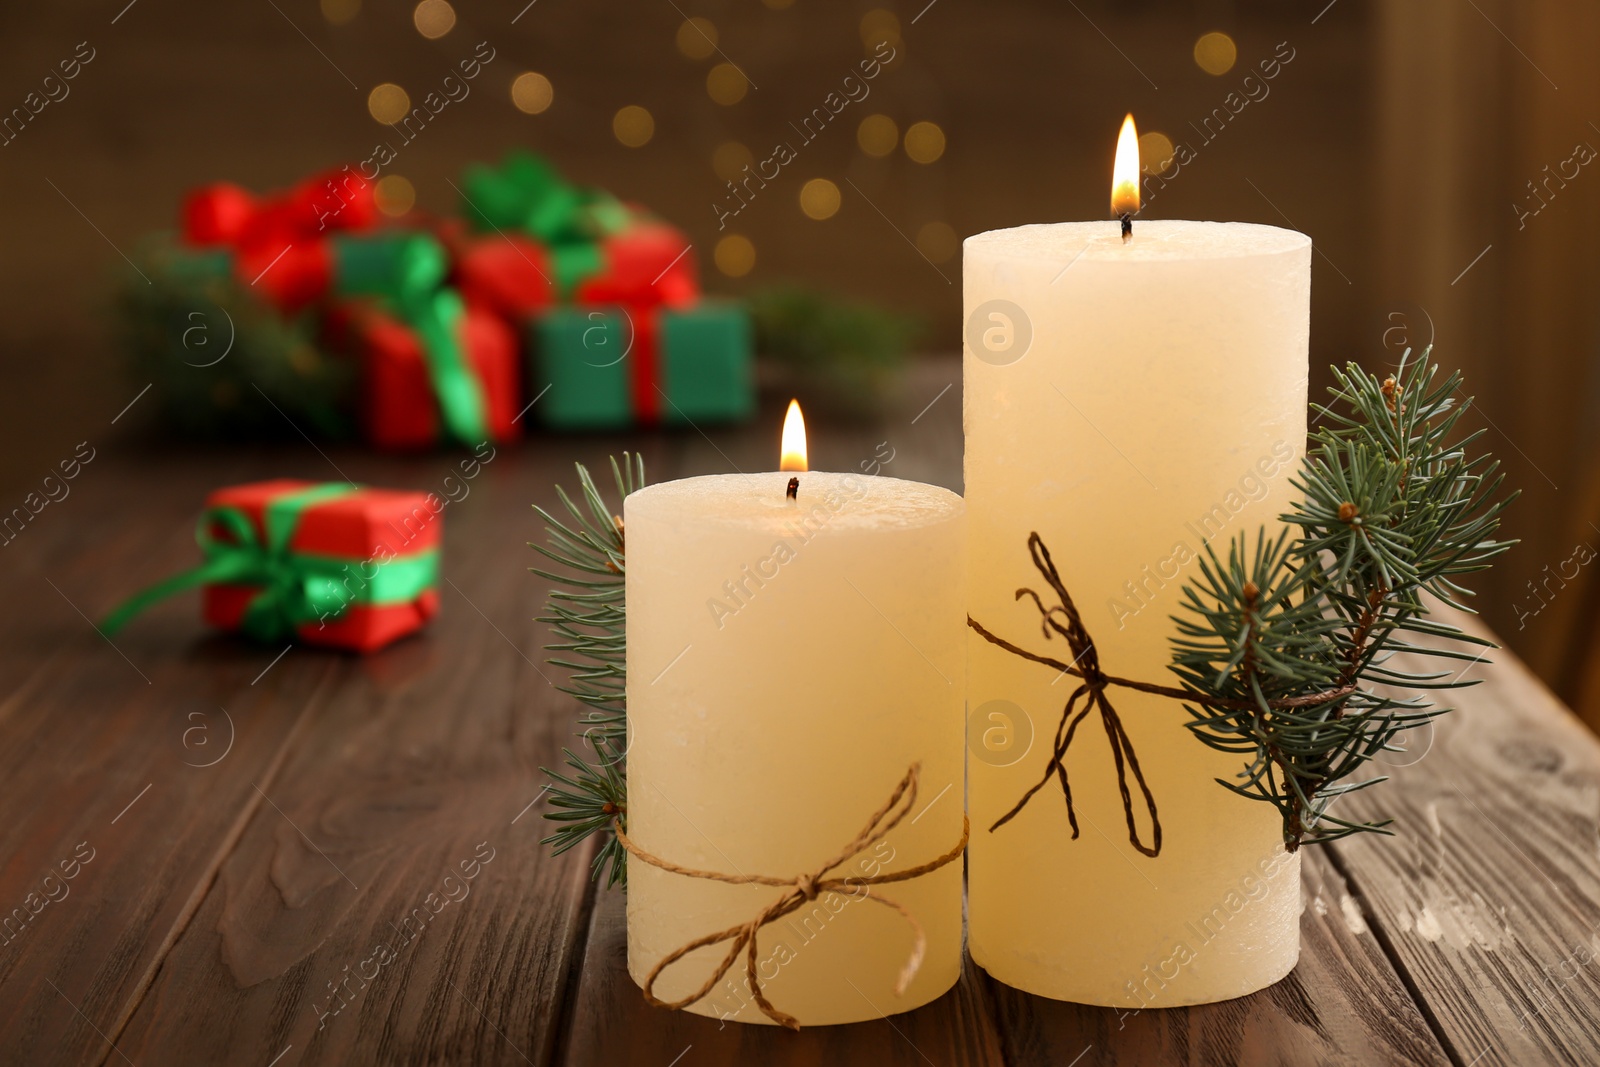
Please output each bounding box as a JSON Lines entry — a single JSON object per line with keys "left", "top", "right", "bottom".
{"left": 779, "top": 399, "right": 808, "bottom": 472}
{"left": 1111, "top": 113, "right": 1140, "bottom": 217}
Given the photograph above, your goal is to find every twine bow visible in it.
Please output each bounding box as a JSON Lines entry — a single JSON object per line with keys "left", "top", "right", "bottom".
{"left": 615, "top": 762, "right": 969, "bottom": 1030}
{"left": 970, "top": 532, "right": 1364, "bottom": 857}
{"left": 100, "top": 483, "right": 438, "bottom": 642}
{"left": 973, "top": 532, "right": 1162, "bottom": 857}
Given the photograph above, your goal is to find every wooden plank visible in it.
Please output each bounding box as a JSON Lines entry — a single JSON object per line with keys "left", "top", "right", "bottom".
{"left": 0, "top": 453, "right": 341, "bottom": 1067}
{"left": 1329, "top": 613, "right": 1600, "bottom": 1066}
{"left": 558, "top": 884, "right": 1007, "bottom": 1067}
{"left": 982, "top": 847, "right": 1450, "bottom": 1066}
{"left": 111, "top": 446, "right": 643, "bottom": 1066}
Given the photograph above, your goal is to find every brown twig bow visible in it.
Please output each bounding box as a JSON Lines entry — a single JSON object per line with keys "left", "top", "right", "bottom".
{"left": 969, "top": 533, "right": 1363, "bottom": 857}
{"left": 614, "top": 762, "right": 969, "bottom": 1030}
{"left": 971, "top": 532, "right": 1163, "bottom": 857}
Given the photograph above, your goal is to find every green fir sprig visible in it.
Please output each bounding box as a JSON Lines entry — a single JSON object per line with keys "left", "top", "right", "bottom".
{"left": 531, "top": 453, "right": 642, "bottom": 888}
{"left": 1173, "top": 347, "right": 1517, "bottom": 849}
{"left": 534, "top": 349, "right": 1517, "bottom": 886}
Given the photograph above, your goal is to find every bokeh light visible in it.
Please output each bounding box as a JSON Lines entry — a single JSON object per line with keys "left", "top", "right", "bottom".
{"left": 707, "top": 63, "right": 749, "bottom": 105}
{"left": 715, "top": 234, "right": 756, "bottom": 277}
{"left": 860, "top": 9, "right": 901, "bottom": 50}
{"left": 321, "top": 0, "right": 360, "bottom": 26}
{"left": 857, "top": 114, "right": 898, "bottom": 157}
{"left": 413, "top": 0, "right": 455, "bottom": 39}
{"left": 916, "top": 221, "right": 959, "bottom": 263}
{"left": 367, "top": 83, "right": 410, "bottom": 125}
{"left": 512, "top": 72, "right": 553, "bottom": 114}
{"left": 1193, "top": 31, "right": 1237, "bottom": 75}
{"left": 904, "top": 121, "right": 946, "bottom": 164}
{"left": 799, "top": 179, "right": 841, "bottom": 220}
{"left": 613, "top": 105, "right": 655, "bottom": 147}
{"left": 712, "top": 141, "right": 754, "bottom": 182}
{"left": 375, "top": 175, "right": 416, "bottom": 217}
{"left": 1138, "top": 131, "right": 1175, "bottom": 174}
{"left": 676, "top": 17, "right": 719, "bottom": 59}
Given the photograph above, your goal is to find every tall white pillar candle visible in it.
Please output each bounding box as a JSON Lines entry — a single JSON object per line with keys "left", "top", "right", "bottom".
{"left": 625, "top": 446, "right": 966, "bottom": 1025}
{"left": 964, "top": 218, "right": 1311, "bottom": 1005}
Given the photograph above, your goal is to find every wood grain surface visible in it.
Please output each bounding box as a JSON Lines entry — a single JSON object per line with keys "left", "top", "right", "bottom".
{"left": 0, "top": 364, "right": 1594, "bottom": 1066}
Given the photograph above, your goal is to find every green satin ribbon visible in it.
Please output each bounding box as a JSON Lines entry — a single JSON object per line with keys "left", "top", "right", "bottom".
{"left": 461, "top": 151, "right": 625, "bottom": 296}
{"left": 101, "top": 483, "right": 439, "bottom": 642}
{"left": 328, "top": 232, "right": 489, "bottom": 445}
{"left": 405, "top": 289, "right": 490, "bottom": 445}
{"left": 549, "top": 242, "right": 605, "bottom": 299}
{"left": 334, "top": 233, "right": 449, "bottom": 302}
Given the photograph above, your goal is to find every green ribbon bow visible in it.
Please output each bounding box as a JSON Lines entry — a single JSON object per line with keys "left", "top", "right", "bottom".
{"left": 101, "top": 483, "right": 439, "bottom": 643}
{"left": 334, "top": 232, "right": 449, "bottom": 302}
{"left": 461, "top": 151, "right": 627, "bottom": 297}
{"left": 329, "top": 233, "right": 491, "bottom": 446}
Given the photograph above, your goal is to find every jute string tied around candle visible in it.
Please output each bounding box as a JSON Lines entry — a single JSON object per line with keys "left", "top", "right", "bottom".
{"left": 968, "top": 532, "right": 1357, "bottom": 856}
{"left": 614, "top": 761, "right": 969, "bottom": 1030}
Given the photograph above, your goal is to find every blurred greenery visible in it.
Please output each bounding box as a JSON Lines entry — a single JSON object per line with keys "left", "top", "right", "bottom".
{"left": 748, "top": 285, "right": 920, "bottom": 419}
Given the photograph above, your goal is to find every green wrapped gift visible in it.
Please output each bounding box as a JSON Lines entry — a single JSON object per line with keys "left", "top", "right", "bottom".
{"left": 529, "top": 300, "right": 754, "bottom": 430}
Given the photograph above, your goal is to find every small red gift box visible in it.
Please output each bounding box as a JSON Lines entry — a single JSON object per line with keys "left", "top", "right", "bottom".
{"left": 201, "top": 480, "right": 442, "bottom": 652}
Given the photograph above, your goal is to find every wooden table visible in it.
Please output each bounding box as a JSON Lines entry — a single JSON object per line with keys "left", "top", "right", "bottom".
{"left": 2, "top": 364, "right": 1596, "bottom": 1066}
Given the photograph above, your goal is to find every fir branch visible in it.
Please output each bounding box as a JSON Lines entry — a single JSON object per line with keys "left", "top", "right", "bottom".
{"left": 532, "top": 453, "right": 643, "bottom": 888}
{"left": 1173, "top": 347, "right": 1517, "bottom": 850}
{"left": 969, "top": 346, "right": 1516, "bottom": 857}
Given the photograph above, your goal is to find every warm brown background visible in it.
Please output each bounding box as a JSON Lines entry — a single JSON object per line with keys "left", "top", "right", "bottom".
{"left": 0, "top": 0, "right": 1595, "bottom": 718}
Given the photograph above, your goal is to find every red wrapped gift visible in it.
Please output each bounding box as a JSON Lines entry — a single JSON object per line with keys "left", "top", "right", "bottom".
{"left": 294, "top": 166, "right": 380, "bottom": 235}
{"left": 326, "top": 296, "right": 522, "bottom": 450}
{"left": 182, "top": 167, "right": 377, "bottom": 248}
{"left": 101, "top": 480, "right": 443, "bottom": 654}
{"left": 202, "top": 480, "right": 441, "bottom": 651}
{"left": 233, "top": 241, "right": 333, "bottom": 315}
{"left": 454, "top": 233, "right": 555, "bottom": 320}
{"left": 574, "top": 214, "right": 698, "bottom": 309}
{"left": 178, "top": 168, "right": 379, "bottom": 314}
{"left": 182, "top": 182, "right": 257, "bottom": 246}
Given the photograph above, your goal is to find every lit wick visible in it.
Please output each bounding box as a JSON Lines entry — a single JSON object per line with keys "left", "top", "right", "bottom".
{"left": 1111, "top": 112, "right": 1141, "bottom": 246}
{"left": 779, "top": 398, "right": 807, "bottom": 503}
